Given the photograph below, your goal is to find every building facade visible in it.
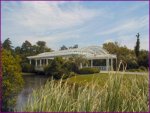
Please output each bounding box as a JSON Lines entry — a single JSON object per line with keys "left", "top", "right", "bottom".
{"left": 27, "top": 46, "right": 117, "bottom": 71}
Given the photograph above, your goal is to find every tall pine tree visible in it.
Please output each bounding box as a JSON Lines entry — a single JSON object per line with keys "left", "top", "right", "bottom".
{"left": 2, "top": 38, "right": 13, "bottom": 51}
{"left": 134, "top": 33, "right": 140, "bottom": 58}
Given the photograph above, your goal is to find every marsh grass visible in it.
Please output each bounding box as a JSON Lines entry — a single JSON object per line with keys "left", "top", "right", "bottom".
{"left": 21, "top": 72, "right": 148, "bottom": 112}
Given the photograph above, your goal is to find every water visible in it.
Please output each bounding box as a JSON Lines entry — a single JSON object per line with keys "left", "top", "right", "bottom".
{"left": 15, "top": 74, "right": 49, "bottom": 111}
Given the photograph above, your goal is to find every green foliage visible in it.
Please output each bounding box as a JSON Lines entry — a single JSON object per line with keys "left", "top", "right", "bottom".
{"left": 139, "top": 66, "right": 147, "bottom": 71}
{"left": 134, "top": 33, "right": 140, "bottom": 58}
{"left": 13, "top": 40, "right": 52, "bottom": 72}
{"left": 2, "top": 38, "right": 13, "bottom": 51}
{"left": 21, "top": 63, "right": 35, "bottom": 73}
{"left": 21, "top": 40, "right": 32, "bottom": 54}
{"left": 62, "top": 72, "right": 77, "bottom": 79}
{"left": 127, "top": 66, "right": 148, "bottom": 72}
{"left": 36, "top": 41, "right": 51, "bottom": 53}
{"left": 124, "top": 52, "right": 138, "bottom": 69}
{"left": 63, "top": 60, "right": 78, "bottom": 73}
{"left": 2, "top": 49, "right": 24, "bottom": 111}
{"left": 44, "top": 56, "right": 88, "bottom": 79}
{"left": 103, "top": 41, "right": 147, "bottom": 70}
{"left": 60, "top": 44, "right": 78, "bottom": 50}
{"left": 138, "top": 50, "right": 148, "bottom": 67}
{"left": 69, "top": 55, "right": 88, "bottom": 69}
{"left": 60, "top": 45, "right": 68, "bottom": 50}
{"left": 78, "top": 67, "right": 100, "bottom": 74}
{"left": 14, "top": 46, "right": 21, "bottom": 55}
{"left": 103, "top": 43, "right": 133, "bottom": 71}
{"left": 44, "top": 57, "right": 70, "bottom": 79}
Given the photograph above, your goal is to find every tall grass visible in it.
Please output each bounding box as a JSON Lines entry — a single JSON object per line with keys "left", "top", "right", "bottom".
{"left": 20, "top": 73, "right": 148, "bottom": 112}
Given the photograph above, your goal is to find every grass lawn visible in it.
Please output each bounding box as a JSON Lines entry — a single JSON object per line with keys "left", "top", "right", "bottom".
{"left": 22, "top": 72, "right": 36, "bottom": 76}
{"left": 67, "top": 72, "right": 148, "bottom": 87}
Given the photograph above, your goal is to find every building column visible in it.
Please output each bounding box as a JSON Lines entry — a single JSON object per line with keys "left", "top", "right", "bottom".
{"left": 46, "top": 59, "right": 48, "bottom": 65}
{"left": 80, "top": 63, "right": 83, "bottom": 69}
{"left": 111, "top": 58, "right": 113, "bottom": 71}
{"left": 91, "top": 60, "right": 93, "bottom": 67}
{"left": 35, "top": 59, "right": 37, "bottom": 67}
{"left": 29, "top": 59, "right": 31, "bottom": 65}
{"left": 40, "top": 59, "right": 42, "bottom": 66}
{"left": 106, "top": 58, "right": 109, "bottom": 71}
{"left": 116, "top": 58, "right": 117, "bottom": 71}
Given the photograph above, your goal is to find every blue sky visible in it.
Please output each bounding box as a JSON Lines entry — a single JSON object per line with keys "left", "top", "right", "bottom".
{"left": 2, "top": 1, "right": 149, "bottom": 50}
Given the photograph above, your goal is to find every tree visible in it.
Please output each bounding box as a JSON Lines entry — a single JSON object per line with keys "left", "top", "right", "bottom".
{"left": 21, "top": 40, "right": 32, "bottom": 54}
{"left": 138, "top": 50, "right": 148, "bottom": 68}
{"left": 103, "top": 42, "right": 119, "bottom": 54}
{"left": 73, "top": 44, "right": 78, "bottom": 48}
{"left": 60, "top": 44, "right": 78, "bottom": 50}
{"left": 19, "top": 40, "right": 33, "bottom": 67}
{"left": 36, "top": 41, "right": 46, "bottom": 53}
{"left": 2, "top": 49, "right": 24, "bottom": 111}
{"left": 60, "top": 45, "right": 68, "bottom": 50}
{"left": 103, "top": 42, "right": 138, "bottom": 70}
{"left": 36, "top": 41, "right": 46, "bottom": 47}
{"left": 134, "top": 33, "right": 140, "bottom": 58}
{"left": 36, "top": 41, "right": 51, "bottom": 53}
{"left": 15, "top": 46, "right": 21, "bottom": 55}
{"left": 2, "top": 38, "right": 13, "bottom": 51}
{"left": 13, "top": 40, "right": 52, "bottom": 72}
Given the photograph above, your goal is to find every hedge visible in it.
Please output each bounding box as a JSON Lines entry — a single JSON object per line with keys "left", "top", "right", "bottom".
{"left": 78, "top": 67, "right": 100, "bottom": 74}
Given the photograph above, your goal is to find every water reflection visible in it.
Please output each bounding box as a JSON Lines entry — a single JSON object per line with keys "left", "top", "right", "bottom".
{"left": 15, "top": 74, "right": 48, "bottom": 111}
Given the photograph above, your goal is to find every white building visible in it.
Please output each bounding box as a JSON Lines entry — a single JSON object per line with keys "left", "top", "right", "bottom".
{"left": 27, "top": 46, "right": 117, "bottom": 71}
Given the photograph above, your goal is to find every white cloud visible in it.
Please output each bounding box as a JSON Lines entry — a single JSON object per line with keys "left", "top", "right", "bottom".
{"left": 5, "top": 1, "right": 98, "bottom": 31}
{"left": 2, "top": 1, "right": 149, "bottom": 50}
{"left": 97, "top": 15, "right": 148, "bottom": 36}
{"left": 2, "top": 1, "right": 100, "bottom": 49}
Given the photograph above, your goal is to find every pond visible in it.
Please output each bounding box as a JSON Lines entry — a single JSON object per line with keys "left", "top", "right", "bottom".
{"left": 15, "top": 74, "right": 49, "bottom": 111}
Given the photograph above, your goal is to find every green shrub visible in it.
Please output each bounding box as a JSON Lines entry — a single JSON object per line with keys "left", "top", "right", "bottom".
{"left": 78, "top": 67, "right": 100, "bottom": 74}
{"left": 127, "top": 67, "right": 148, "bottom": 72}
{"left": 44, "top": 57, "right": 77, "bottom": 79}
{"left": 127, "top": 69, "right": 139, "bottom": 72}
{"left": 139, "top": 66, "right": 147, "bottom": 71}
{"left": 64, "top": 61, "right": 79, "bottom": 73}
{"left": 21, "top": 63, "right": 35, "bottom": 73}
{"left": 2, "top": 49, "right": 24, "bottom": 111}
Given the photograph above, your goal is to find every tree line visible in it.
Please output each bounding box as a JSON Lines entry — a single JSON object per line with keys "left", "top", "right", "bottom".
{"left": 103, "top": 33, "right": 148, "bottom": 70}
{"left": 2, "top": 33, "right": 149, "bottom": 72}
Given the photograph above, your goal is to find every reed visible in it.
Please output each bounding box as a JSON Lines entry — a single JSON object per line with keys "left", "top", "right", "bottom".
{"left": 21, "top": 73, "right": 148, "bottom": 112}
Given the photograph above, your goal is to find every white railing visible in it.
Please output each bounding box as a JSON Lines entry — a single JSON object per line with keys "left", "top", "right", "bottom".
{"left": 92, "top": 66, "right": 107, "bottom": 71}
{"left": 83, "top": 66, "right": 109, "bottom": 71}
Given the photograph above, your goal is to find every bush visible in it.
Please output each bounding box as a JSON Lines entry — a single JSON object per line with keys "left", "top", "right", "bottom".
{"left": 139, "top": 66, "right": 147, "bottom": 71}
{"left": 44, "top": 57, "right": 77, "bottom": 79}
{"left": 21, "top": 63, "right": 35, "bottom": 73}
{"left": 64, "top": 61, "right": 79, "bottom": 73}
{"left": 127, "top": 67, "right": 148, "bottom": 72}
{"left": 2, "top": 49, "right": 24, "bottom": 111}
{"left": 78, "top": 67, "right": 100, "bottom": 74}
